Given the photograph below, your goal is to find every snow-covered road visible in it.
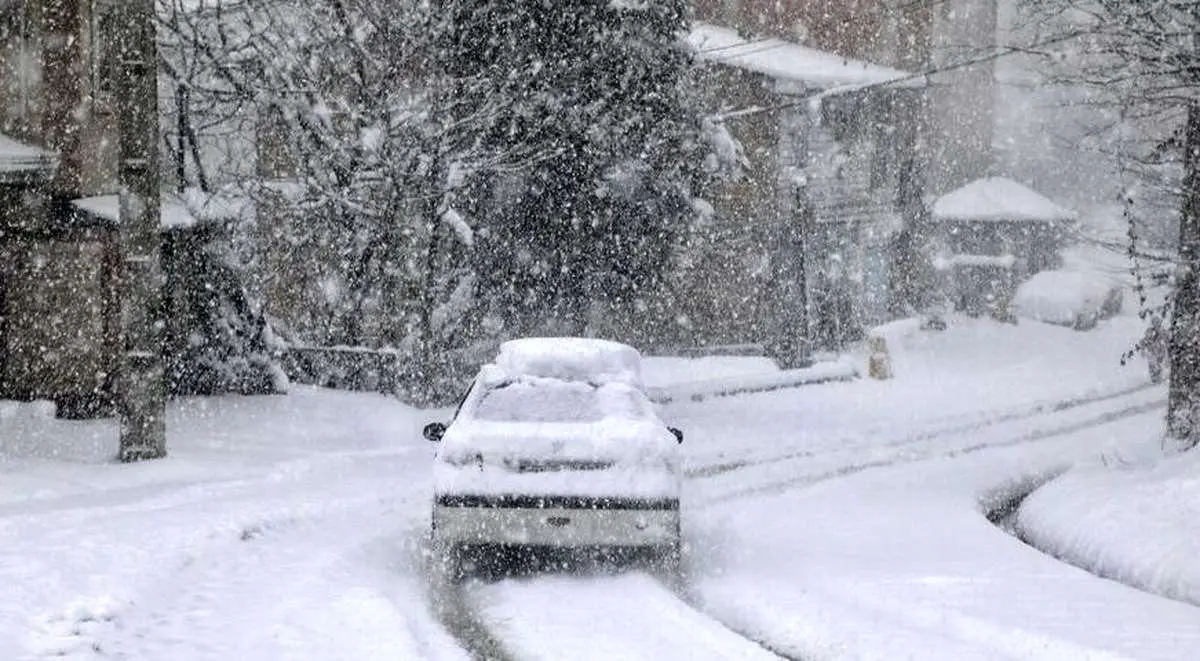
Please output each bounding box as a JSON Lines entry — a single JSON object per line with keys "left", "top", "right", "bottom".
{"left": 4, "top": 316, "right": 1196, "bottom": 660}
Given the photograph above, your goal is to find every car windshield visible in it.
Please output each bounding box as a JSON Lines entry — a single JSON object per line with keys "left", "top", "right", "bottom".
{"left": 474, "top": 380, "right": 607, "bottom": 423}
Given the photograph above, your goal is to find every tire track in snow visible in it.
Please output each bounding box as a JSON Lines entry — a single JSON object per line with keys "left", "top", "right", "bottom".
{"left": 679, "top": 392, "right": 1166, "bottom": 661}
{"left": 78, "top": 507, "right": 469, "bottom": 661}
{"left": 454, "top": 571, "right": 789, "bottom": 661}
{"left": 420, "top": 545, "right": 522, "bottom": 661}
{"left": 696, "top": 389, "right": 1165, "bottom": 506}
{"left": 685, "top": 380, "right": 1159, "bottom": 479}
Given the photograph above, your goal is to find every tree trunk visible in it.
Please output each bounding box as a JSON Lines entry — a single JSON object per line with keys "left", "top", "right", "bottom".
{"left": 1167, "top": 100, "right": 1200, "bottom": 450}
{"left": 416, "top": 188, "right": 445, "bottom": 404}
{"left": 115, "top": 0, "right": 167, "bottom": 461}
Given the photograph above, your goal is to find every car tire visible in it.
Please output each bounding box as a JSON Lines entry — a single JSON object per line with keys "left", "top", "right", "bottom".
{"left": 645, "top": 541, "right": 682, "bottom": 581}
{"left": 433, "top": 539, "right": 468, "bottom": 584}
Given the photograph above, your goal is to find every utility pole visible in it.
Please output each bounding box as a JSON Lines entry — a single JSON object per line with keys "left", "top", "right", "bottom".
{"left": 113, "top": 0, "right": 167, "bottom": 461}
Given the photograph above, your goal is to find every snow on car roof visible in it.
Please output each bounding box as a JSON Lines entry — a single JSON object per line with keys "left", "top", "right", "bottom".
{"left": 493, "top": 337, "right": 644, "bottom": 388}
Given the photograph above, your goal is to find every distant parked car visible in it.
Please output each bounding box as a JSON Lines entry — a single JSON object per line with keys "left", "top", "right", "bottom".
{"left": 1012, "top": 270, "right": 1124, "bottom": 330}
{"left": 423, "top": 337, "right": 683, "bottom": 579}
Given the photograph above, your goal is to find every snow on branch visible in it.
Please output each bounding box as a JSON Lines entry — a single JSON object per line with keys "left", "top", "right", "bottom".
{"left": 441, "top": 206, "right": 474, "bottom": 247}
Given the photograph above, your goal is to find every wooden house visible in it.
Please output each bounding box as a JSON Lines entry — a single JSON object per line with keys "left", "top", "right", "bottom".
{"left": 681, "top": 21, "right": 927, "bottom": 360}
{"left": 0, "top": 1, "right": 279, "bottom": 417}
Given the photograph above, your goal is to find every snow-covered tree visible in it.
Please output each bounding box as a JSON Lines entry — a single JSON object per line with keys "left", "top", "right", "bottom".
{"left": 427, "top": 0, "right": 711, "bottom": 345}
{"left": 1021, "top": 0, "right": 1200, "bottom": 449}
{"left": 157, "top": 0, "right": 516, "bottom": 402}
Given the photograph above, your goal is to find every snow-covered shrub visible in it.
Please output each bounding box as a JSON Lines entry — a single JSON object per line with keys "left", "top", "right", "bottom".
{"left": 162, "top": 225, "right": 287, "bottom": 397}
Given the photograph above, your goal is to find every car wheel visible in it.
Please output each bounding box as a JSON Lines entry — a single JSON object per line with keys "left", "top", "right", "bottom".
{"left": 644, "top": 542, "right": 681, "bottom": 581}
{"left": 433, "top": 540, "right": 468, "bottom": 584}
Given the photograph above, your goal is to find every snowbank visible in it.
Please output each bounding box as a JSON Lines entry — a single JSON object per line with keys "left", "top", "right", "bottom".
{"left": 931, "top": 253, "right": 1017, "bottom": 271}
{"left": 1016, "top": 445, "right": 1200, "bottom": 607}
{"left": 1012, "top": 269, "right": 1122, "bottom": 328}
{"left": 72, "top": 187, "right": 252, "bottom": 229}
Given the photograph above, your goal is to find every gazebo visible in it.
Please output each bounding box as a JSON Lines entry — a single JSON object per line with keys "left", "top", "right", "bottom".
{"left": 930, "top": 177, "right": 1076, "bottom": 317}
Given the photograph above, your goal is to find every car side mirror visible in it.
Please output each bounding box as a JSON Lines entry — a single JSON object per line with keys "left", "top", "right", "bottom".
{"left": 423, "top": 422, "right": 447, "bottom": 442}
{"left": 669, "top": 427, "right": 683, "bottom": 444}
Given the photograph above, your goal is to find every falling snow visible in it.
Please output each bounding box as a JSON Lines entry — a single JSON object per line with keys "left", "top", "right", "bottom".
{"left": 2, "top": 0, "right": 1199, "bottom": 658}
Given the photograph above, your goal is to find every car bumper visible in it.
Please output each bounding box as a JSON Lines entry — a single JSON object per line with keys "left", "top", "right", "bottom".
{"left": 432, "top": 495, "right": 680, "bottom": 548}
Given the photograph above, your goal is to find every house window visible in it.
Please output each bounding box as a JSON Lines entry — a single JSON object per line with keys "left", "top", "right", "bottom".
{"left": 0, "top": 1, "right": 35, "bottom": 125}
{"left": 89, "top": 1, "right": 118, "bottom": 107}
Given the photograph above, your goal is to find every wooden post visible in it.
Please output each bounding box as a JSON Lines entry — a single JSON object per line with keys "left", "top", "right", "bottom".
{"left": 113, "top": 0, "right": 167, "bottom": 461}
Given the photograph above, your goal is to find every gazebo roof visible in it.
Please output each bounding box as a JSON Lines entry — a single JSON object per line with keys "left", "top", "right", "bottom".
{"left": 932, "top": 177, "right": 1075, "bottom": 223}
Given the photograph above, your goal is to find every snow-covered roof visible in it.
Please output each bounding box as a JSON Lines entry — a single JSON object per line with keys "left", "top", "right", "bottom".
{"left": 686, "top": 23, "right": 916, "bottom": 90}
{"left": 71, "top": 188, "right": 251, "bottom": 229}
{"left": 932, "top": 177, "right": 1076, "bottom": 223}
{"left": 0, "top": 134, "right": 56, "bottom": 176}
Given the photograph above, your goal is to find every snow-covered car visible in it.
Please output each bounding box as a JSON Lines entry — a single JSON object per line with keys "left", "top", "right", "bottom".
{"left": 423, "top": 337, "right": 683, "bottom": 577}
{"left": 1011, "top": 269, "right": 1124, "bottom": 330}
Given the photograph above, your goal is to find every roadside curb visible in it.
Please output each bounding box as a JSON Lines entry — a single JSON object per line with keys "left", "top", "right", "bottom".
{"left": 648, "top": 358, "right": 858, "bottom": 404}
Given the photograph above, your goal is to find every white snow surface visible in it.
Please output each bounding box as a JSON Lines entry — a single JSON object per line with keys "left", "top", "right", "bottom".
{"left": 468, "top": 573, "right": 781, "bottom": 661}
{"left": 0, "top": 388, "right": 466, "bottom": 661}
{"left": 1012, "top": 269, "right": 1121, "bottom": 326}
{"left": 1016, "top": 442, "right": 1200, "bottom": 607}
{"left": 932, "top": 176, "right": 1076, "bottom": 222}
{"left": 651, "top": 356, "right": 857, "bottom": 403}
{"left": 687, "top": 23, "right": 913, "bottom": 89}
{"left": 687, "top": 411, "right": 1200, "bottom": 660}
{"left": 4, "top": 310, "right": 1198, "bottom": 660}
{"left": 641, "top": 355, "right": 779, "bottom": 389}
